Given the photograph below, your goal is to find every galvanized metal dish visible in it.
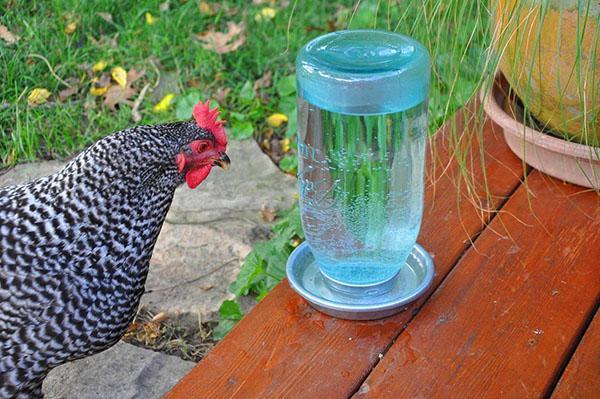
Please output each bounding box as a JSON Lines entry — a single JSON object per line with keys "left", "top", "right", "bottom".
{"left": 286, "top": 241, "right": 435, "bottom": 320}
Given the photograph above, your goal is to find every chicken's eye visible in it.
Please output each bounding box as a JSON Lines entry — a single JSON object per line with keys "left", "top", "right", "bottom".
{"left": 198, "top": 142, "right": 209, "bottom": 152}
{"left": 188, "top": 140, "right": 211, "bottom": 153}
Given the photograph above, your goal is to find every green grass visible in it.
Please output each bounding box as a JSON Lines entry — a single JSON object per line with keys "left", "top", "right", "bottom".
{"left": 0, "top": 0, "right": 489, "bottom": 167}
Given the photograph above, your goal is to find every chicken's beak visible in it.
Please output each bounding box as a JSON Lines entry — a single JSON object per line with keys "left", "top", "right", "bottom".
{"left": 213, "top": 152, "right": 231, "bottom": 171}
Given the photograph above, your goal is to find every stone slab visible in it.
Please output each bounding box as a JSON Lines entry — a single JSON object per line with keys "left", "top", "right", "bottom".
{"left": 42, "top": 342, "right": 195, "bottom": 399}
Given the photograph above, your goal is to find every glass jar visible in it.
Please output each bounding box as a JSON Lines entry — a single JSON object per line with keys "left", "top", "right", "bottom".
{"left": 296, "top": 30, "right": 430, "bottom": 290}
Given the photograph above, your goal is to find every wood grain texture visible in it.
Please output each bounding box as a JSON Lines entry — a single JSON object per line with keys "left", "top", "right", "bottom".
{"left": 354, "top": 172, "right": 600, "bottom": 399}
{"left": 165, "top": 110, "right": 524, "bottom": 399}
{"left": 552, "top": 310, "right": 600, "bottom": 399}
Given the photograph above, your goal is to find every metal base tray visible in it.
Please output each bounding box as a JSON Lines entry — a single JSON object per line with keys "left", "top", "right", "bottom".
{"left": 286, "top": 242, "right": 435, "bottom": 320}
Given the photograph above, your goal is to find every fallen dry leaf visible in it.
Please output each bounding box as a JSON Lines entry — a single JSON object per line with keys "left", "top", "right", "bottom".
{"left": 103, "top": 68, "right": 145, "bottom": 111}
{"left": 254, "top": 70, "right": 273, "bottom": 91}
{"left": 132, "top": 70, "right": 148, "bottom": 86}
{"left": 153, "top": 93, "right": 176, "bottom": 112}
{"left": 0, "top": 24, "right": 19, "bottom": 44}
{"left": 124, "top": 319, "right": 163, "bottom": 345}
{"left": 214, "top": 87, "right": 231, "bottom": 103}
{"left": 27, "top": 88, "right": 51, "bottom": 106}
{"left": 198, "top": 1, "right": 215, "bottom": 15}
{"left": 125, "top": 321, "right": 141, "bottom": 335}
{"left": 90, "top": 73, "right": 111, "bottom": 96}
{"left": 4, "top": 149, "right": 17, "bottom": 166}
{"left": 196, "top": 22, "right": 245, "bottom": 54}
{"left": 255, "top": 7, "right": 276, "bottom": 22}
{"left": 90, "top": 33, "right": 119, "bottom": 48}
{"left": 92, "top": 60, "right": 107, "bottom": 72}
{"left": 59, "top": 85, "right": 79, "bottom": 102}
{"left": 145, "top": 12, "right": 156, "bottom": 25}
{"left": 90, "top": 85, "right": 108, "bottom": 96}
{"left": 261, "top": 205, "right": 277, "bottom": 222}
{"left": 159, "top": 1, "right": 171, "bottom": 12}
{"left": 97, "top": 12, "right": 113, "bottom": 23}
{"left": 64, "top": 22, "right": 77, "bottom": 34}
{"left": 267, "top": 113, "right": 288, "bottom": 127}
{"left": 152, "top": 312, "right": 168, "bottom": 323}
{"left": 261, "top": 138, "right": 271, "bottom": 151}
{"left": 142, "top": 321, "right": 162, "bottom": 344}
{"left": 281, "top": 138, "right": 291, "bottom": 153}
{"left": 111, "top": 66, "right": 127, "bottom": 87}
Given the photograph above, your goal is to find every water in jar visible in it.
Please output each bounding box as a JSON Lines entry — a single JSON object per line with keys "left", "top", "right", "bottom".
{"left": 297, "top": 98, "right": 427, "bottom": 286}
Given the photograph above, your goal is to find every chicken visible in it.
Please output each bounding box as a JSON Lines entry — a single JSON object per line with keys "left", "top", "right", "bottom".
{"left": 0, "top": 100, "right": 230, "bottom": 398}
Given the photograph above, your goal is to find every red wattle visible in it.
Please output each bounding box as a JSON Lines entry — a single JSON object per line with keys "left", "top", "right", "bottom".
{"left": 185, "top": 165, "right": 212, "bottom": 189}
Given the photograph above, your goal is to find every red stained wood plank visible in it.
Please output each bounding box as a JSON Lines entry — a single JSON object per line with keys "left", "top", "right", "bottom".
{"left": 165, "top": 110, "right": 524, "bottom": 399}
{"left": 354, "top": 172, "right": 600, "bottom": 399}
{"left": 552, "top": 310, "right": 600, "bottom": 398}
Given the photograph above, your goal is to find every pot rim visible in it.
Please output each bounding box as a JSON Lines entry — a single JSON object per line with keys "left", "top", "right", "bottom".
{"left": 481, "top": 77, "right": 600, "bottom": 161}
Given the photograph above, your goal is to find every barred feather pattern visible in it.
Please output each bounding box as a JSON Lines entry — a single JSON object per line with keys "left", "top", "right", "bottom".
{"left": 0, "top": 122, "right": 213, "bottom": 398}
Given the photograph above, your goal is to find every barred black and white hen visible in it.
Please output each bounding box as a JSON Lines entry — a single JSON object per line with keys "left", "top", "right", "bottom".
{"left": 0, "top": 100, "right": 229, "bottom": 398}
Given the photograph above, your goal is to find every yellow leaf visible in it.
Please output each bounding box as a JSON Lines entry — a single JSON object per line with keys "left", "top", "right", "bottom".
{"left": 261, "top": 7, "right": 277, "bottom": 19}
{"left": 90, "top": 85, "right": 109, "bottom": 96}
{"left": 64, "top": 22, "right": 77, "bottom": 34}
{"left": 111, "top": 67, "right": 127, "bottom": 88}
{"left": 255, "top": 7, "right": 276, "bottom": 22}
{"left": 281, "top": 138, "right": 291, "bottom": 153}
{"left": 145, "top": 12, "right": 157, "bottom": 25}
{"left": 198, "top": 1, "right": 214, "bottom": 15}
{"left": 266, "top": 113, "right": 288, "bottom": 127}
{"left": 90, "top": 74, "right": 111, "bottom": 96}
{"left": 27, "top": 88, "right": 51, "bottom": 106}
{"left": 92, "top": 60, "right": 107, "bottom": 72}
{"left": 153, "top": 93, "right": 176, "bottom": 112}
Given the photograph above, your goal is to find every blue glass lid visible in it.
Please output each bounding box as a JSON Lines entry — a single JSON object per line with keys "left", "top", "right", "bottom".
{"left": 296, "top": 30, "right": 430, "bottom": 115}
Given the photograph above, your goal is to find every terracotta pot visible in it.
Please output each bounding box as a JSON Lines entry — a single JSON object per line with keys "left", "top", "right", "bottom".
{"left": 483, "top": 77, "right": 600, "bottom": 189}
{"left": 493, "top": 0, "right": 599, "bottom": 145}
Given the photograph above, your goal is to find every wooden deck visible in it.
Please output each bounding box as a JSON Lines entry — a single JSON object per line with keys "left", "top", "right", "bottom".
{"left": 165, "top": 106, "right": 600, "bottom": 398}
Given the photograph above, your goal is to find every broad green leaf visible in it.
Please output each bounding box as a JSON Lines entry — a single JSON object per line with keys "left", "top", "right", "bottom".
{"left": 278, "top": 95, "right": 296, "bottom": 113}
{"left": 288, "top": 205, "right": 304, "bottom": 239}
{"left": 276, "top": 74, "right": 296, "bottom": 97}
{"left": 229, "top": 111, "right": 247, "bottom": 121}
{"left": 230, "top": 121, "right": 254, "bottom": 140}
{"left": 285, "top": 109, "right": 297, "bottom": 138}
{"left": 250, "top": 279, "right": 269, "bottom": 298}
{"left": 175, "top": 91, "right": 201, "bottom": 120}
{"left": 213, "top": 299, "right": 243, "bottom": 340}
{"left": 274, "top": 204, "right": 304, "bottom": 240}
{"left": 219, "top": 299, "right": 243, "bottom": 319}
{"left": 255, "top": 289, "right": 269, "bottom": 302}
{"left": 279, "top": 155, "right": 298, "bottom": 173}
{"left": 228, "top": 251, "right": 264, "bottom": 296}
{"left": 252, "top": 241, "right": 274, "bottom": 262}
{"left": 239, "top": 80, "right": 254, "bottom": 102}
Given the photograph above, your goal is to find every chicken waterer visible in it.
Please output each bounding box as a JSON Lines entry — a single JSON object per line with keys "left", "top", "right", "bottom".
{"left": 286, "top": 30, "right": 435, "bottom": 320}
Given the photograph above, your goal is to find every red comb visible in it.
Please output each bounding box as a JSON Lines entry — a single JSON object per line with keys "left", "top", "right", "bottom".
{"left": 192, "top": 100, "right": 227, "bottom": 151}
